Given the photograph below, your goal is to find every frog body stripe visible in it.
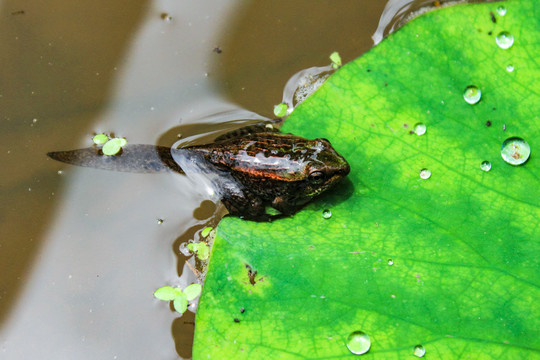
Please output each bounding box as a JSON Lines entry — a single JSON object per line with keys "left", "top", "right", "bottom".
{"left": 184, "top": 133, "right": 324, "bottom": 181}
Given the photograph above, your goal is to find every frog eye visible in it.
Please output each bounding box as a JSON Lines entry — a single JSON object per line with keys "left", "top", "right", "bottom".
{"left": 308, "top": 171, "right": 325, "bottom": 183}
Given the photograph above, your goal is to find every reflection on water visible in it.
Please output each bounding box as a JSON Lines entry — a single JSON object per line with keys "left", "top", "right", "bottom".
{"left": 0, "top": 0, "right": 456, "bottom": 358}
{"left": 0, "top": 0, "right": 240, "bottom": 358}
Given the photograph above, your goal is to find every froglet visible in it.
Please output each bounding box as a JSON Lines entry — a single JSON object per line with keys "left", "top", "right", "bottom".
{"left": 48, "top": 126, "right": 350, "bottom": 221}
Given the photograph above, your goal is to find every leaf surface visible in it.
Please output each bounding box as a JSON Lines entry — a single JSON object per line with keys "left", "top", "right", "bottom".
{"left": 194, "top": 1, "right": 540, "bottom": 358}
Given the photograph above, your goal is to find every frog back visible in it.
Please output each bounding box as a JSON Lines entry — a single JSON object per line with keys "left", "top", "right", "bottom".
{"left": 186, "top": 133, "right": 320, "bottom": 182}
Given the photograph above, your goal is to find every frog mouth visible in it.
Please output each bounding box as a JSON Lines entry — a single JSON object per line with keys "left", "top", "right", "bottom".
{"left": 327, "top": 172, "right": 348, "bottom": 188}
{"left": 308, "top": 171, "right": 349, "bottom": 198}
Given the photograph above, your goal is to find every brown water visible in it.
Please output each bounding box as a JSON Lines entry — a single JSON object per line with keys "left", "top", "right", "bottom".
{"left": 0, "top": 1, "right": 462, "bottom": 358}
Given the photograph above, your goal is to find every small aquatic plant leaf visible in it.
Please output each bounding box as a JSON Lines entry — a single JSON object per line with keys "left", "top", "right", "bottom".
{"left": 194, "top": 0, "right": 539, "bottom": 358}
{"left": 102, "top": 138, "right": 125, "bottom": 156}
{"left": 200, "top": 226, "right": 213, "bottom": 238}
{"left": 173, "top": 293, "right": 188, "bottom": 314}
{"left": 184, "top": 283, "right": 202, "bottom": 302}
{"left": 273, "top": 103, "right": 288, "bottom": 117}
{"left": 153, "top": 286, "right": 180, "bottom": 301}
{"left": 187, "top": 242, "right": 210, "bottom": 261}
{"left": 117, "top": 137, "right": 127, "bottom": 147}
{"left": 92, "top": 133, "right": 109, "bottom": 145}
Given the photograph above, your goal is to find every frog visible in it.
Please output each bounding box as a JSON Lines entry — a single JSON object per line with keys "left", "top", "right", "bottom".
{"left": 47, "top": 125, "right": 350, "bottom": 221}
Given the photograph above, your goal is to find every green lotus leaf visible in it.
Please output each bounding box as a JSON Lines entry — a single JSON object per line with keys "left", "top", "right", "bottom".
{"left": 194, "top": 0, "right": 539, "bottom": 358}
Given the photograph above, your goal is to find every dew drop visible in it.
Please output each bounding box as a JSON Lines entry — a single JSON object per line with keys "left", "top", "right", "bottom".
{"left": 419, "top": 169, "right": 431, "bottom": 179}
{"left": 506, "top": 64, "right": 514, "bottom": 72}
{"left": 496, "top": 6, "right": 507, "bottom": 16}
{"left": 480, "top": 161, "right": 492, "bottom": 172}
{"left": 413, "top": 344, "right": 426, "bottom": 357}
{"left": 414, "top": 123, "right": 426, "bottom": 136}
{"left": 463, "top": 86, "right": 481, "bottom": 105}
{"left": 346, "top": 331, "right": 371, "bottom": 355}
{"left": 57, "top": 170, "right": 64, "bottom": 175}
{"left": 322, "top": 209, "right": 332, "bottom": 219}
{"left": 496, "top": 31, "right": 514, "bottom": 49}
{"left": 157, "top": 218, "right": 164, "bottom": 224}
{"left": 501, "top": 137, "right": 531, "bottom": 165}
{"left": 388, "top": 259, "right": 394, "bottom": 266}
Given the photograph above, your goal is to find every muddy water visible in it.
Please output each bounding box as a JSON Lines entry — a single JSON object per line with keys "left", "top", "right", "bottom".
{"left": 0, "top": 0, "right": 453, "bottom": 358}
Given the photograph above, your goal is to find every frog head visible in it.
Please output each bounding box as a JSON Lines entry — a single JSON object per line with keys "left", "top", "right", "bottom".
{"left": 279, "top": 138, "right": 350, "bottom": 207}
{"left": 303, "top": 139, "right": 350, "bottom": 196}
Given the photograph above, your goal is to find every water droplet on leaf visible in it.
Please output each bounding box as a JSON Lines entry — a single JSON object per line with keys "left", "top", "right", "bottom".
{"left": 388, "top": 259, "right": 394, "bottom": 266}
{"left": 496, "top": 31, "right": 514, "bottom": 49}
{"left": 463, "top": 86, "right": 481, "bottom": 104}
{"left": 496, "top": 6, "right": 507, "bottom": 16}
{"left": 501, "top": 137, "right": 530, "bottom": 165}
{"left": 506, "top": 64, "right": 514, "bottom": 72}
{"left": 414, "top": 123, "right": 426, "bottom": 136}
{"left": 419, "top": 169, "right": 431, "bottom": 179}
{"left": 322, "top": 209, "right": 332, "bottom": 219}
{"left": 346, "top": 331, "right": 371, "bottom": 355}
{"left": 480, "top": 161, "right": 492, "bottom": 172}
{"left": 413, "top": 344, "right": 426, "bottom": 357}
